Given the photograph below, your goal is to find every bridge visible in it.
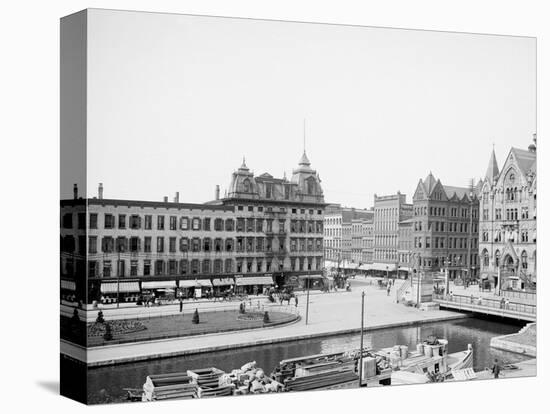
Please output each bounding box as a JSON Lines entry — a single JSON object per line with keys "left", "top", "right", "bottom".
{"left": 433, "top": 294, "right": 536, "bottom": 322}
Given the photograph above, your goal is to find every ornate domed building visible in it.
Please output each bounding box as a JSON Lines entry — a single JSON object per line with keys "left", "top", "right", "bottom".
{"left": 222, "top": 151, "right": 326, "bottom": 289}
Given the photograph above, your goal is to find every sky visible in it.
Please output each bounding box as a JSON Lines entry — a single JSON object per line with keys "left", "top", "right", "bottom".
{"left": 76, "top": 9, "right": 536, "bottom": 208}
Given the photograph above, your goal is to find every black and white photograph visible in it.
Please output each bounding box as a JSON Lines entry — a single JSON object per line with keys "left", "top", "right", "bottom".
{"left": 57, "top": 8, "right": 540, "bottom": 405}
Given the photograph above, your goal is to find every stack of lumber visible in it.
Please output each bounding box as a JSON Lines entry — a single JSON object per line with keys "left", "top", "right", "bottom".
{"left": 284, "top": 369, "right": 359, "bottom": 391}
{"left": 187, "top": 368, "right": 235, "bottom": 398}
{"left": 142, "top": 373, "right": 198, "bottom": 401}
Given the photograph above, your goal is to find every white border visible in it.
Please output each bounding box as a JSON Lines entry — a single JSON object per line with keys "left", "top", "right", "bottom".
{"left": 1, "top": 1, "right": 547, "bottom": 413}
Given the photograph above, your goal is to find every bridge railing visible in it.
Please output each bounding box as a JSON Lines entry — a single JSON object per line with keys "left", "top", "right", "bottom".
{"left": 433, "top": 293, "right": 536, "bottom": 316}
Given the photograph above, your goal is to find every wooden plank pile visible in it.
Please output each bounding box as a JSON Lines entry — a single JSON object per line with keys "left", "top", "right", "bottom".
{"left": 284, "top": 369, "right": 359, "bottom": 391}
{"left": 187, "top": 368, "right": 234, "bottom": 398}
{"left": 142, "top": 372, "right": 198, "bottom": 401}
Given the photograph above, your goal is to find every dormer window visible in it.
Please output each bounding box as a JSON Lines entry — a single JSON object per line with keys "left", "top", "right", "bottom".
{"left": 243, "top": 178, "right": 251, "bottom": 192}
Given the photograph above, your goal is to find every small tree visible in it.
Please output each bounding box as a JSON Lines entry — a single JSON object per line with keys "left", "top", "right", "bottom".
{"left": 263, "top": 311, "right": 270, "bottom": 324}
{"left": 103, "top": 322, "right": 113, "bottom": 341}
{"left": 192, "top": 308, "right": 200, "bottom": 324}
{"left": 96, "top": 310, "right": 105, "bottom": 324}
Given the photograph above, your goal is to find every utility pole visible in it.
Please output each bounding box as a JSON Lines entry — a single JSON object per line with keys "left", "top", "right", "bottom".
{"left": 359, "top": 290, "right": 365, "bottom": 387}
{"left": 305, "top": 274, "right": 311, "bottom": 325}
{"left": 116, "top": 248, "right": 121, "bottom": 308}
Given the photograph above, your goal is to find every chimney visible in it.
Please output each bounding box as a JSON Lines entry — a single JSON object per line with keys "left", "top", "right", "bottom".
{"left": 98, "top": 183, "right": 103, "bottom": 200}
{"left": 73, "top": 183, "right": 78, "bottom": 200}
{"left": 174, "top": 192, "right": 180, "bottom": 203}
{"left": 163, "top": 196, "right": 168, "bottom": 203}
{"left": 215, "top": 185, "right": 220, "bottom": 200}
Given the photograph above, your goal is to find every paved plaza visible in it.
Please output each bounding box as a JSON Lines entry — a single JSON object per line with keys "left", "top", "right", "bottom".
{"left": 61, "top": 277, "right": 467, "bottom": 366}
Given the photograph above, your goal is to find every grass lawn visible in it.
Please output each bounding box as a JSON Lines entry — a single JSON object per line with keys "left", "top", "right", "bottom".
{"left": 61, "top": 309, "right": 297, "bottom": 347}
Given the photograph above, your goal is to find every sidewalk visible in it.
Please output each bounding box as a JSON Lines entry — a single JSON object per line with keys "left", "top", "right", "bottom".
{"left": 61, "top": 283, "right": 468, "bottom": 366}
{"left": 448, "top": 284, "right": 536, "bottom": 305}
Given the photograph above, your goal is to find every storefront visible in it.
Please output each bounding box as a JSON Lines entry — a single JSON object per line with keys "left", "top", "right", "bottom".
{"left": 141, "top": 280, "right": 177, "bottom": 304}
{"left": 298, "top": 274, "right": 326, "bottom": 290}
{"left": 60, "top": 279, "right": 76, "bottom": 302}
{"left": 212, "top": 278, "right": 235, "bottom": 297}
{"left": 100, "top": 281, "right": 141, "bottom": 304}
{"left": 234, "top": 275, "right": 274, "bottom": 295}
{"left": 178, "top": 279, "right": 213, "bottom": 299}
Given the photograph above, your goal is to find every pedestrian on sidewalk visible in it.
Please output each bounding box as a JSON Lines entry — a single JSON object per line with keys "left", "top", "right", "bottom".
{"left": 386, "top": 283, "right": 391, "bottom": 296}
{"left": 492, "top": 359, "right": 501, "bottom": 378}
{"left": 179, "top": 299, "right": 183, "bottom": 313}
{"left": 294, "top": 295, "right": 299, "bottom": 307}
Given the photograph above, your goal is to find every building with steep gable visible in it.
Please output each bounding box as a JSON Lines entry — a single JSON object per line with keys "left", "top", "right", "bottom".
{"left": 478, "top": 138, "right": 537, "bottom": 291}
{"left": 411, "top": 172, "right": 479, "bottom": 281}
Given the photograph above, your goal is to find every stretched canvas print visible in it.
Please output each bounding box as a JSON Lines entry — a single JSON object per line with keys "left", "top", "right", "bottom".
{"left": 60, "top": 8, "right": 537, "bottom": 405}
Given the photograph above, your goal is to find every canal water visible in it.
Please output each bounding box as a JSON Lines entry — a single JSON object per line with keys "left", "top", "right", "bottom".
{"left": 85, "top": 318, "right": 530, "bottom": 404}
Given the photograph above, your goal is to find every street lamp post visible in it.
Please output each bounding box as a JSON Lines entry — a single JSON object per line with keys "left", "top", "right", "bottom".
{"left": 359, "top": 290, "right": 365, "bottom": 387}
{"left": 305, "top": 271, "right": 311, "bottom": 325}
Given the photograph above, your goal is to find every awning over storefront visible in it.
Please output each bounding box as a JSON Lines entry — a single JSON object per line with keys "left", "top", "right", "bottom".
{"left": 61, "top": 279, "right": 76, "bottom": 291}
{"left": 101, "top": 281, "right": 140, "bottom": 294}
{"left": 142, "top": 280, "right": 177, "bottom": 290}
{"left": 398, "top": 267, "right": 412, "bottom": 272}
{"left": 371, "top": 263, "right": 397, "bottom": 272}
{"left": 481, "top": 272, "right": 497, "bottom": 280}
{"left": 212, "top": 278, "right": 235, "bottom": 286}
{"left": 198, "top": 280, "right": 212, "bottom": 288}
{"left": 178, "top": 280, "right": 201, "bottom": 288}
{"left": 298, "top": 274, "right": 324, "bottom": 280}
{"left": 235, "top": 276, "right": 274, "bottom": 286}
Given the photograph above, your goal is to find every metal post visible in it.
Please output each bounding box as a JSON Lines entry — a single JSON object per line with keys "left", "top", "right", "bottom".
{"left": 359, "top": 290, "right": 365, "bottom": 387}
{"left": 116, "top": 249, "right": 121, "bottom": 308}
{"left": 305, "top": 278, "right": 310, "bottom": 325}
{"left": 416, "top": 271, "right": 421, "bottom": 308}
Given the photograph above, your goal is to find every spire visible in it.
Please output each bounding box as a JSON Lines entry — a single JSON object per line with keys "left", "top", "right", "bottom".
{"left": 239, "top": 156, "right": 249, "bottom": 171}
{"left": 299, "top": 151, "right": 310, "bottom": 166}
{"left": 485, "top": 147, "right": 499, "bottom": 183}
{"left": 424, "top": 171, "right": 436, "bottom": 194}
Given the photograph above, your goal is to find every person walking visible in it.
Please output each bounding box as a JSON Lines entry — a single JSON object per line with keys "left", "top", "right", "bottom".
{"left": 294, "top": 294, "right": 299, "bottom": 307}
{"left": 179, "top": 298, "right": 183, "bottom": 313}
{"left": 492, "top": 359, "right": 501, "bottom": 379}
{"left": 386, "top": 283, "right": 391, "bottom": 296}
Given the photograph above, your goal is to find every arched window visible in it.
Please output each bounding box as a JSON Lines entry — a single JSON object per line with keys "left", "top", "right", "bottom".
{"left": 495, "top": 250, "right": 500, "bottom": 267}
{"left": 482, "top": 249, "right": 489, "bottom": 267}
{"left": 521, "top": 251, "right": 528, "bottom": 269}
{"left": 243, "top": 178, "right": 251, "bottom": 192}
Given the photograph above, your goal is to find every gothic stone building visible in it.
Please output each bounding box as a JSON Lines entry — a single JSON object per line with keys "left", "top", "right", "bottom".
{"left": 412, "top": 173, "right": 480, "bottom": 280}
{"left": 479, "top": 141, "right": 537, "bottom": 290}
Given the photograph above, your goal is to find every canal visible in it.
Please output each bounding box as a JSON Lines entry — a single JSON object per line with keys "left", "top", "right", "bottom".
{"left": 84, "top": 317, "right": 530, "bottom": 404}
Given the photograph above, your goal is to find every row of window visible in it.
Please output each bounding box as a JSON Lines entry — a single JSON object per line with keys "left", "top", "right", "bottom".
{"left": 236, "top": 205, "right": 323, "bottom": 215}
{"left": 86, "top": 256, "right": 324, "bottom": 278}
{"left": 414, "top": 236, "right": 478, "bottom": 250}
{"left": 482, "top": 207, "right": 530, "bottom": 221}
{"left": 481, "top": 230, "right": 534, "bottom": 244}
{"left": 413, "top": 206, "right": 478, "bottom": 218}
{"left": 86, "top": 213, "right": 324, "bottom": 234}
{"left": 88, "top": 236, "right": 324, "bottom": 254}
{"left": 413, "top": 221, "right": 478, "bottom": 233}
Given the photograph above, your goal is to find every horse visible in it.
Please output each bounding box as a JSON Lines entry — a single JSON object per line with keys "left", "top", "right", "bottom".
{"left": 279, "top": 292, "right": 294, "bottom": 305}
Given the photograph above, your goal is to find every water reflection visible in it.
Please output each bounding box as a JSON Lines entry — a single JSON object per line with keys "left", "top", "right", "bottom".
{"left": 86, "top": 318, "right": 529, "bottom": 404}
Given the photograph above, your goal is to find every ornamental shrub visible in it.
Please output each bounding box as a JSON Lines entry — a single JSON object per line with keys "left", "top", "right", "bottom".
{"left": 192, "top": 308, "right": 200, "bottom": 324}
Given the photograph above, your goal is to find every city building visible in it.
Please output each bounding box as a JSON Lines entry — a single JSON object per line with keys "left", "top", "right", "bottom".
{"left": 411, "top": 173, "right": 479, "bottom": 281}
{"left": 397, "top": 218, "right": 414, "bottom": 273}
{"left": 372, "top": 192, "right": 413, "bottom": 275}
{"left": 478, "top": 138, "right": 537, "bottom": 291}
{"left": 323, "top": 206, "right": 373, "bottom": 267}
{"left": 60, "top": 152, "right": 327, "bottom": 304}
